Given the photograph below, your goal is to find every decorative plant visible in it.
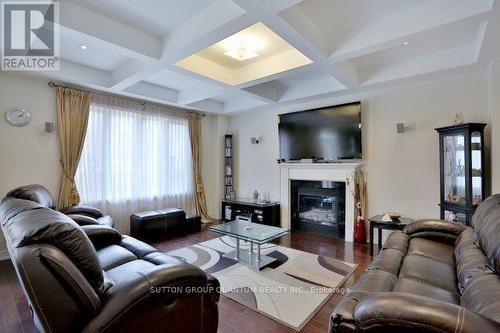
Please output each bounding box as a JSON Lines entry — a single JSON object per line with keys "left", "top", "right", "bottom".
{"left": 347, "top": 168, "right": 367, "bottom": 219}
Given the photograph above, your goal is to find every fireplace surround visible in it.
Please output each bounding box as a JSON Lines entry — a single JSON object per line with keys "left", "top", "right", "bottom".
{"left": 279, "top": 162, "right": 362, "bottom": 242}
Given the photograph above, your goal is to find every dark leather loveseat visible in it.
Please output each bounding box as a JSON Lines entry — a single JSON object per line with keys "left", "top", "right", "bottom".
{"left": 0, "top": 185, "right": 220, "bottom": 333}
{"left": 330, "top": 194, "right": 500, "bottom": 333}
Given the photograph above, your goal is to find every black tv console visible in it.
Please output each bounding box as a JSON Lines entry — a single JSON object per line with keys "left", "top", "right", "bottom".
{"left": 221, "top": 198, "right": 281, "bottom": 227}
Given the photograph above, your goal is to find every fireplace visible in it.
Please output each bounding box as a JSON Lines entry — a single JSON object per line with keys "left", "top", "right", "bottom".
{"left": 291, "top": 180, "right": 345, "bottom": 238}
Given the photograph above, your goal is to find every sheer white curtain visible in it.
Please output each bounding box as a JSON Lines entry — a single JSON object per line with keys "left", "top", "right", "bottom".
{"left": 75, "top": 95, "right": 195, "bottom": 233}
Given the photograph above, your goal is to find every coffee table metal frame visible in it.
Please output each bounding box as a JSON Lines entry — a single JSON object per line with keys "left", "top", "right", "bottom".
{"left": 209, "top": 221, "right": 289, "bottom": 270}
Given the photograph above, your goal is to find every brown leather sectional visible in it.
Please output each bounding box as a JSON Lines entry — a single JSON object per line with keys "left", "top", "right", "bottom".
{"left": 330, "top": 194, "right": 500, "bottom": 333}
{"left": 0, "top": 185, "right": 219, "bottom": 333}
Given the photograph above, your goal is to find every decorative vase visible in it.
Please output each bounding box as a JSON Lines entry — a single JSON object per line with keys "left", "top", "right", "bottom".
{"left": 354, "top": 216, "right": 367, "bottom": 244}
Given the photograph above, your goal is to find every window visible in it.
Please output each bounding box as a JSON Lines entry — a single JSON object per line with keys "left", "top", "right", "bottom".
{"left": 75, "top": 96, "right": 194, "bottom": 232}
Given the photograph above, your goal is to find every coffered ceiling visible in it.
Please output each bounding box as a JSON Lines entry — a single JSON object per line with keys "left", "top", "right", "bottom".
{"left": 11, "top": 0, "right": 500, "bottom": 114}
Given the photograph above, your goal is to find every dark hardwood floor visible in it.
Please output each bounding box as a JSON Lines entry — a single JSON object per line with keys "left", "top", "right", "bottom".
{"left": 0, "top": 227, "right": 371, "bottom": 333}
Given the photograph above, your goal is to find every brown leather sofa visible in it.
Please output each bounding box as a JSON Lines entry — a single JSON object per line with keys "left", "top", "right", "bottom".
{"left": 5, "top": 184, "right": 114, "bottom": 227}
{"left": 330, "top": 194, "right": 500, "bottom": 333}
{"left": 0, "top": 186, "right": 220, "bottom": 333}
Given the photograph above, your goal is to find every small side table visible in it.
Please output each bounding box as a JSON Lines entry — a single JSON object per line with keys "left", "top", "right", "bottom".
{"left": 369, "top": 215, "right": 414, "bottom": 256}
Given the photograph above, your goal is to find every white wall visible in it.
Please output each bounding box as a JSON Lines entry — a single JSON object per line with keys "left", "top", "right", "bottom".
{"left": 0, "top": 72, "right": 60, "bottom": 257}
{"left": 229, "top": 70, "right": 491, "bottom": 241}
{"left": 489, "top": 59, "right": 500, "bottom": 193}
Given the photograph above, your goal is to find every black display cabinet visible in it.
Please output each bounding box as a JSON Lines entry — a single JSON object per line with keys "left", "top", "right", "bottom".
{"left": 435, "top": 123, "right": 486, "bottom": 226}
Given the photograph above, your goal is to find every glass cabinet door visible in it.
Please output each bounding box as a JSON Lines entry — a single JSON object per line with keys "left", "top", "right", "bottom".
{"left": 443, "top": 134, "right": 466, "bottom": 205}
{"left": 471, "top": 131, "right": 482, "bottom": 205}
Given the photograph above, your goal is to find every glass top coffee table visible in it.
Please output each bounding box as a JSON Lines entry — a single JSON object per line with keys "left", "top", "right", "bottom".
{"left": 209, "top": 221, "right": 289, "bottom": 270}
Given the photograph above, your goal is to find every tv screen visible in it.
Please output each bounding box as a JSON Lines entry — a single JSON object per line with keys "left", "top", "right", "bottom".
{"left": 278, "top": 102, "right": 361, "bottom": 161}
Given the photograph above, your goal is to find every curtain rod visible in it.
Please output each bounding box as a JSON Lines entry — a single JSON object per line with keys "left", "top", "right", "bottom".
{"left": 47, "top": 81, "right": 206, "bottom": 117}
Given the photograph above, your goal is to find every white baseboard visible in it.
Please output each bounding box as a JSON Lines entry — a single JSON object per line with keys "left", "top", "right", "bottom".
{"left": 0, "top": 250, "right": 9, "bottom": 261}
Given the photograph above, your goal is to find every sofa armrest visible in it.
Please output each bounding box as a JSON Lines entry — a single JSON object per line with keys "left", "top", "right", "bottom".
{"left": 60, "top": 205, "right": 104, "bottom": 219}
{"left": 403, "top": 219, "right": 465, "bottom": 243}
{"left": 80, "top": 225, "right": 122, "bottom": 250}
{"left": 353, "top": 292, "right": 500, "bottom": 333}
{"left": 66, "top": 214, "right": 100, "bottom": 226}
{"left": 82, "top": 264, "right": 219, "bottom": 333}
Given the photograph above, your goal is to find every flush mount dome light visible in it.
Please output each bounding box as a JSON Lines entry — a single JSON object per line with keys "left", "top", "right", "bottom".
{"left": 223, "top": 38, "right": 262, "bottom": 61}
{"left": 224, "top": 44, "right": 259, "bottom": 61}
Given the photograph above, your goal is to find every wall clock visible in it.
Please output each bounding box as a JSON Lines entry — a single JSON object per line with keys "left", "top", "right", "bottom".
{"left": 5, "top": 107, "right": 31, "bottom": 127}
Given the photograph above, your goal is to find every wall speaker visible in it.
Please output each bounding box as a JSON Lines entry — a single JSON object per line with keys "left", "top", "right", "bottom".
{"left": 396, "top": 123, "right": 405, "bottom": 133}
{"left": 45, "top": 122, "right": 54, "bottom": 133}
{"left": 250, "top": 137, "right": 262, "bottom": 144}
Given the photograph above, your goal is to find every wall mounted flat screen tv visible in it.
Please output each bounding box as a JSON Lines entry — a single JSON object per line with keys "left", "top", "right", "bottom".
{"left": 278, "top": 102, "right": 361, "bottom": 161}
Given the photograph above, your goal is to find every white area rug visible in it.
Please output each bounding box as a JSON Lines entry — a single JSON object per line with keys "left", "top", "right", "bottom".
{"left": 167, "top": 236, "right": 357, "bottom": 331}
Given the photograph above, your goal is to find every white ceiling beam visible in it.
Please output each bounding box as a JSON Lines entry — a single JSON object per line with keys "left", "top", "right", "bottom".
{"left": 278, "top": 5, "right": 329, "bottom": 56}
{"left": 32, "top": 60, "right": 112, "bottom": 88}
{"left": 59, "top": 1, "right": 161, "bottom": 62}
{"left": 280, "top": 76, "right": 345, "bottom": 102}
{"left": 110, "top": 61, "right": 164, "bottom": 91}
{"left": 123, "top": 82, "right": 178, "bottom": 103}
{"left": 178, "top": 83, "right": 225, "bottom": 105}
{"left": 242, "top": 81, "right": 288, "bottom": 102}
{"left": 188, "top": 99, "right": 225, "bottom": 113}
{"left": 329, "top": 0, "right": 493, "bottom": 63}
{"left": 361, "top": 44, "right": 478, "bottom": 85}
{"left": 264, "top": 0, "right": 305, "bottom": 13}
{"left": 223, "top": 96, "right": 268, "bottom": 113}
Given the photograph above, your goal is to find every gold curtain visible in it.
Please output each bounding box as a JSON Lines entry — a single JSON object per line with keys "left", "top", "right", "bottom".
{"left": 56, "top": 86, "right": 91, "bottom": 209}
{"left": 187, "top": 113, "right": 217, "bottom": 223}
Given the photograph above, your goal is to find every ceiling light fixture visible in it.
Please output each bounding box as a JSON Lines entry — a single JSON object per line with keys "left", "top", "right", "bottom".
{"left": 79, "top": 44, "right": 88, "bottom": 50}
{"left": 224, "top": 46, "right": 259, "bottom": 61}
{"left": 224, "top": 38, "right": 261, "bottom": 61}
{"left": 403, "top": 41, "right": 409, "bottom": 46}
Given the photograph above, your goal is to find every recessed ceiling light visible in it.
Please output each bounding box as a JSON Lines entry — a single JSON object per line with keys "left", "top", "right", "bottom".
{"left": 403, "top": 41, "right": 409, "bottom": 46}
{"left": 79, "top": 44, "right": 88, "bottom": 50}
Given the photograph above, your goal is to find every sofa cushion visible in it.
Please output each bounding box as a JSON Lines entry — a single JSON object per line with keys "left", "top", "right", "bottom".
{"left": 365, "top": 249, "right": 404, "bottom": 276}
{"left": 407, "top": 237, "right": 455, "bottom": 265}
{"left": 5, "top": 184, "right": 56, "bottom": 209}
{"left": 143, "top": 252, "right": 184, "bottom": 266}
{"left": 0, "top": 198, "right": 41, "bottom": 223}
{"left": 97, "top": 245, "right": 136, "bottom": 271}
{"left": 381, "top": 231, "right": 410, "bottom": 253}
{"left": 120, "top": 235, "right": 157, "bottom": 258}
{"left": 105, "top": 259, "right": 157, "bottom": 285}
{"left": 471, "top": 194, "right": 500, "bottom": 273}
{"left": 393, "top": 278, "right": 459, "bottom": 304}
{"left": 81, "top": 225, "right": 122, "bottom": 250}
{"left": 399, "top": 254, "right": 458, "bottom": 294}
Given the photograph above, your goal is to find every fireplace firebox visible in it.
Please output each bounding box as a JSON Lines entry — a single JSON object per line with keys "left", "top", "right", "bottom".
{"left": 290, "top": 180, "right": 345, "bottom": 238}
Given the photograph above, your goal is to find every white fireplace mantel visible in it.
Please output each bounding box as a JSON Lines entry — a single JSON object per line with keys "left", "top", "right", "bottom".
{"left": 279, "top": 162, "right": 362, "bottom": 242}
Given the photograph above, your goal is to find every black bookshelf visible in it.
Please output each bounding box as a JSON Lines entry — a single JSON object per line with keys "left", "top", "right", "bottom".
{"left": 224, "top": 134, "right": 234, "bottom": 200}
